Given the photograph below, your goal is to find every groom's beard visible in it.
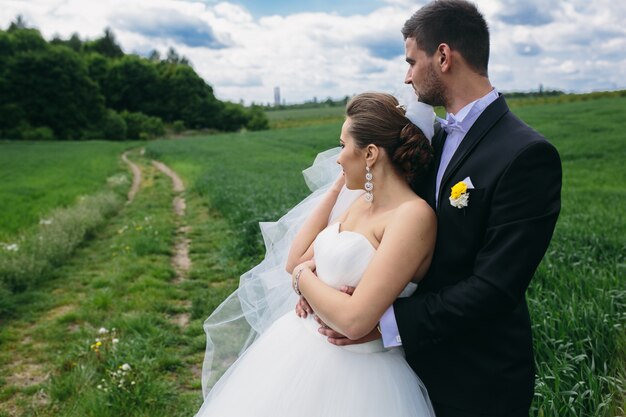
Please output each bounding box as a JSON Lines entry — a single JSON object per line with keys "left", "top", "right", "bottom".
{"left": 417, "top": 65, "right": 448, "bottom": 108}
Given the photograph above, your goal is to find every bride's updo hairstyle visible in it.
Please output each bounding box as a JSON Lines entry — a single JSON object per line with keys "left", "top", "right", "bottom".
{"left": 346, "top": 92, "right": 434, "bottom": 190}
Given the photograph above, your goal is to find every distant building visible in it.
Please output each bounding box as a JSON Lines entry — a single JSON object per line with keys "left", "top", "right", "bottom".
{"left": 274, "top": 87, "right": 281, "bottom": 107}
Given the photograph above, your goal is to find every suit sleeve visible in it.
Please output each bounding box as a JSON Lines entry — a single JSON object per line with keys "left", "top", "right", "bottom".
{"left": 394, "top": 141, "right": 562, "bottom": 353}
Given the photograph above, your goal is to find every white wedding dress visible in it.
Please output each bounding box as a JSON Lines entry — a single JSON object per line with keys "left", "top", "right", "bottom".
{"left": 195, "top": 221, "right": 435, "bottom": 417}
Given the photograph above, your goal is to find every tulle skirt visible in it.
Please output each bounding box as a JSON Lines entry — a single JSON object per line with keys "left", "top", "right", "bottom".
{"left": 195, "top": 312, "right": 435, "bottom": 417}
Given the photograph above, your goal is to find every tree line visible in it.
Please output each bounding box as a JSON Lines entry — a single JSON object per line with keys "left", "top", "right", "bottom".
{"left": 0, "top": 17, "right": 268, "bottom": 141}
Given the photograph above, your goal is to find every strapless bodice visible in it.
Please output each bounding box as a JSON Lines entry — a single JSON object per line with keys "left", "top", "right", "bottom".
{"left": 306, "top": 223, "right": 383, "bottom": 353}
{"left": 313, "top": 222, "right": 376, "bottom": 289}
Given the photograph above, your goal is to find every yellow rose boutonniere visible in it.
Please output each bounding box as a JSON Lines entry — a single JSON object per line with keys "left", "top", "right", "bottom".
{"left": 449, "top": 177, "right": 474, "bottom": 209}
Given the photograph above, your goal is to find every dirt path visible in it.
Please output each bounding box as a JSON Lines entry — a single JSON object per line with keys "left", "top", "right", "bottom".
{"left": 152, "top": 160, "right": 191, "bottom": 293}
{"left": 122, "top": 151, "right": 142, "bottom": 202}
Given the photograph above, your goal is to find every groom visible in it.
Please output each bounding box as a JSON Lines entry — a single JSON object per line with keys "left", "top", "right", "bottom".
{"left": 312, "top": 1, "right": 562, "bottom": 416}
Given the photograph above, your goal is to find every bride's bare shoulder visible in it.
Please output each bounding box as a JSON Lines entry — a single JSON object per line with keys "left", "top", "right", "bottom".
{"left": 394, "top": 197, "right": 436, "bottom": 226}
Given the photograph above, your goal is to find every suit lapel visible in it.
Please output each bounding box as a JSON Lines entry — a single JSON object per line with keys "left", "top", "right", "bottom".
{"left": 436, "top": 95, "right": 510, "bottom": 208}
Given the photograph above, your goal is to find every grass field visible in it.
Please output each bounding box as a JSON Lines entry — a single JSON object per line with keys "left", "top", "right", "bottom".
{"left": 0, "top": 95, "right": 623, "bottom": 416}
{"left": 0, "top": 141, "right": 133, "bottom": 240}
{"left": 264, "top": 90, "right": 626, "bottom": 129}
{"left": 264, "top": 106, "right": 345, "bottom": 129}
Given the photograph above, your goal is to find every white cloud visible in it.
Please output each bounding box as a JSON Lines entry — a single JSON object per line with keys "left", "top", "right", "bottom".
{"left": 0, "top": 0, "right": 624, "bottom": 104}
{"left": 487, "top": 0, "right": 626, "bottom": 92}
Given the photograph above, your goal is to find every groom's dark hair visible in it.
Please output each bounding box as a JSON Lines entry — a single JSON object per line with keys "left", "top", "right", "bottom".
{"left": 402, "top": 0, "right": 490, "bottom": 76}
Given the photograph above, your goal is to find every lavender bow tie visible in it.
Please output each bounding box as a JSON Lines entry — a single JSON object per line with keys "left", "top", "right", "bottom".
{"left": 437, "top": 116, "right": 466, "bottom": 135}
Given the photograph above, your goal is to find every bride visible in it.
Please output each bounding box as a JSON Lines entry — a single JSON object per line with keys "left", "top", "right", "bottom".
{"left": 195, "top": 92, "right": 437, "bottom": 417}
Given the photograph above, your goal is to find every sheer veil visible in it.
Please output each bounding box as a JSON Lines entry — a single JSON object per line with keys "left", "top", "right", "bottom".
{"left": 201, "top": 147, "right": 364, "bottom": 396}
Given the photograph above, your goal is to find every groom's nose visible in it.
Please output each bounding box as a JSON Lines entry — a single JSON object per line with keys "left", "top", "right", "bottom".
{"left": 404, "top": 68, "right": 412, "bottom": 85}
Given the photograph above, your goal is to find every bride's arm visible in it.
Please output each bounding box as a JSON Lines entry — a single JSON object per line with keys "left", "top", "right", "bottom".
{"left": 296, "top": 200, "right": 436, "bottom": 340}
{"left": 285, "top": 175, "right": 345, "bottom": 273}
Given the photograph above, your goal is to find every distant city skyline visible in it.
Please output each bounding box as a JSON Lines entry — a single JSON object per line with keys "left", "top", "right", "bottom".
{"left": 1, "top": 0, "right": 624, "bottom": 105}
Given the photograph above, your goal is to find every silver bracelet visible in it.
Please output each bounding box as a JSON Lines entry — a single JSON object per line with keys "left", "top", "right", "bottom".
{"left": 293, "top": 267, "right": 305, "bottom": 296}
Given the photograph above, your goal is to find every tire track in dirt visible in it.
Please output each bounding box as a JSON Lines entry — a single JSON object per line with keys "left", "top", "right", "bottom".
{"left": 151, "top": 160, "right": 191, "bottom": 328}
{"left": 122, "top": 150, "right": 142, "bottom": 202}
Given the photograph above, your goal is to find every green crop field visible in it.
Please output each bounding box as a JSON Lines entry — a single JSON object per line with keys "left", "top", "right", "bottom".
{"left": 265, "top": 106, "right": 346, "bottom": 129}
{"left": 0, "top": 95, "right": 623, "bottom": 416}
{"left": 0, "top": 141, "right": 133, "bottom": 240}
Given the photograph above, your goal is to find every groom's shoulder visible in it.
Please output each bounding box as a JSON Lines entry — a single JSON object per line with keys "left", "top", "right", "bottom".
{"left": 479, "top": 109, "right": 560, "bottom": 174}
{"left": 491, "top": 112, "right": 561, "bottom": 177}
{"left": 496, "top": 108, "right": 554, "bottom": 149}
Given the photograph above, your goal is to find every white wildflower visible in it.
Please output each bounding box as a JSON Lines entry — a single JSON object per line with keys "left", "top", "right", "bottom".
{"left": 97, "top": 384, "right": 103, "bottom": 390}
{"left": 121, "top": 363, "right": 131, "bottom": 371}
{"left": 107, "top": 174, "right": 128, "bottom": 186}
{"left": 4, "top": 243, "right": 19, "bottom": 252}
{"left": 98, "top": 327, "right": 108, "bottom": 334}
{"left": 112, "top": 338, "right": 119, "bottom": 344}
{"left": 39, "top": 218, "right": 53, "bottom": 225}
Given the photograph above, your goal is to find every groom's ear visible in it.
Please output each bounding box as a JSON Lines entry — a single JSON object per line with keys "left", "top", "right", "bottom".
{"left": 437, "top": 43, "right": 452, "bottom": 73}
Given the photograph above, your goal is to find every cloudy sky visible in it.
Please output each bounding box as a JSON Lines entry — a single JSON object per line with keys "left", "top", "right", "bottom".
{"left": 1, "top": 0, "right": 625, "bottom": 105}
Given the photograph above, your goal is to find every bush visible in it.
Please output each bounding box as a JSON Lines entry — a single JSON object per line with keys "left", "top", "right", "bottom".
{"left": 246, "top": 106, "right": 269, "bottom": 131}
{"left": 2, "top": 122, "right": 57, "bottom": 140}
{"left": 19, "top": 125, "right": 56, "bottom": 140}
{"left": 121, "top": 111, "right": 164, "bottom": 140}
{"left": 217, "top": 102, "right": 249, "bottom": 132}
{"left": 101, "top": 109, "right": 127, "bottom": 140}
{"left": 80, "top": 128, "right": 105, "bottom": 140}
{"left": 172, "top": 120, "right": 185, "bottom": 134}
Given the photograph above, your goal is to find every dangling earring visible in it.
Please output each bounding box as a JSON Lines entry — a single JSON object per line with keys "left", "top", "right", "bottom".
{"left": 364, "top": 166, "right": 374, "bottom": 202}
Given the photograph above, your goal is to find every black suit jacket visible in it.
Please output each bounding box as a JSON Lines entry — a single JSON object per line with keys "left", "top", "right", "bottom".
{"left": 395, "top": 95, "right": 562, "bottom": 414}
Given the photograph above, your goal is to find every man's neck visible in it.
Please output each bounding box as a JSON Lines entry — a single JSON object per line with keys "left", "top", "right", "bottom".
{"left": 445, "top": 76, "right": 493, "bottom": 115}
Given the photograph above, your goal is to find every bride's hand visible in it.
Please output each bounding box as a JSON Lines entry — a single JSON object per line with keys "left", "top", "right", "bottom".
{"left": 329, "top": 172, "right": 346, "bottom": 193}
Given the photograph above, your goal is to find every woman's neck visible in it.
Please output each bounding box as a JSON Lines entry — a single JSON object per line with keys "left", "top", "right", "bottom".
{"left": 366, "top": 164, "right": 415, "bottom": 213}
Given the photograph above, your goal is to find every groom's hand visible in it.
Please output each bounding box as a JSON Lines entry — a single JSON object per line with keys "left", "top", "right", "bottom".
{"left": 295, "top": 296, "right": 313, "bottom": 318}
{"left": 317, "top": 318, "right": 381, "bottom": 345}
{"left": 317, "top": 285, "right": 383, "bottom": 346}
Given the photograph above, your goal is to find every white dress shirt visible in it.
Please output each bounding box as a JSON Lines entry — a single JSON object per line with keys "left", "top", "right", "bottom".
{"left": 379, "top": 88, "right": 499, "bottom": 348}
